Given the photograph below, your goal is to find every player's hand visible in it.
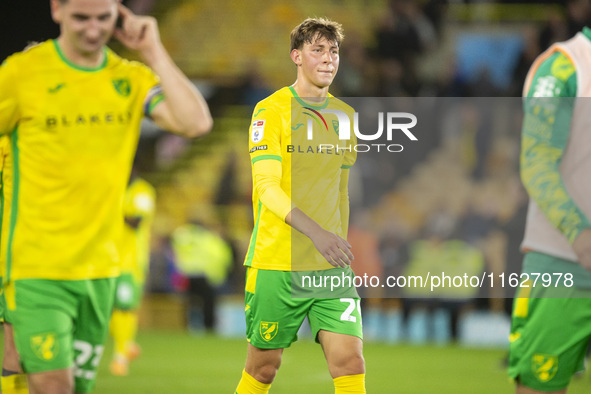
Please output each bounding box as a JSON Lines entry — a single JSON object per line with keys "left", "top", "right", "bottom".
{"left": 113, "top": 4, "right": 162, "bottom": 56}
{"left": 309, "top": 228, "right": 354, "bottom": 268}
{"left": 573, "top": 228, "right": 591, "bottom": 272}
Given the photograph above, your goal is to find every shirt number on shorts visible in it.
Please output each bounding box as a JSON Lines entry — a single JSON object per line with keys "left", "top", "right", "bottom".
{"left": 340, "top": 298, "right": 361, "bottom": 322}
{"left": 74, "top": 340, "right": 104, "bottom": 380}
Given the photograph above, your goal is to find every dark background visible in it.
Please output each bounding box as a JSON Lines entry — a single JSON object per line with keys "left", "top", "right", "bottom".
{"left": 0, "top": 2, "right": 59, "bottom": 62}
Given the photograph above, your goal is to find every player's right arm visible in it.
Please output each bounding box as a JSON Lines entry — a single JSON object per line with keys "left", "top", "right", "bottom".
{"left": 520, "top": 50, "right": 591, "bottom": 268}
{"left": 285, "top": 208, "right": 353, "bottom": 267}
{"left": 249, "top": 103, "right": 352, "bottom": 267}
{"left": 114, "top": 4, "right": 212, "bottom": 138}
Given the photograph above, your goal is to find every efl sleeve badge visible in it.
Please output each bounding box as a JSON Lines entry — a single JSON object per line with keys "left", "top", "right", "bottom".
{"left": 251, "top": 120, "right": 266, "bottom": 143}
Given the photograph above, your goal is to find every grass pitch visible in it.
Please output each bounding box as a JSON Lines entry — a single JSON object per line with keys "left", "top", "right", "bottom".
{"left": 2, "top": 329, "right": 590, "bottom": 393}
{"left": 88, "top": 330, "right": 591, "bottom": 393}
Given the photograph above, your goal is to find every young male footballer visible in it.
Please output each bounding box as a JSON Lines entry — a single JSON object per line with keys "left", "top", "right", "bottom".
{"left": 235, "top": 18, "right": 366, "bottom": 394}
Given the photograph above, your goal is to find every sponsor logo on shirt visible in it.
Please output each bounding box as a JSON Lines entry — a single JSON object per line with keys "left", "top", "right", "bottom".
{"left": 287, "top": 144, "right": 344, "bottom": 155}
{"left": 249, "top": 145, "right": 268, "bottom": 153}
{"left": 251, "top": 120, "right": 266, "bottom": 143}
{"left": 532, "top": 76, "right": 561, "bottom": 97}
{"left": 45, "top": 111, "right": 132, "bottom": 128}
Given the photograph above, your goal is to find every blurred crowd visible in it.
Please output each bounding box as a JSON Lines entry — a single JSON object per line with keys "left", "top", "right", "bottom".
{"left": 61, "top": 0, "right": 588, "bottom": 331}
{"left": 146, "top": 4, "right": 532, "bottom": 271}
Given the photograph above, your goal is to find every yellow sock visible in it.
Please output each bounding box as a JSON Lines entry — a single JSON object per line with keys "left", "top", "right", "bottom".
{"left": 125, "top": 312, "right": 139, "bottom": 355}
{"left": 235, "top": 369, "right": 271, "bottom": 394}
{"left": 1, "top": 373, "right": 29, "bottom": 394}
{"left": 333, "top": 374, "right": 366, "bottom": 394}
{"left": 110, "top": 310, "right": 136, "bottom": 357}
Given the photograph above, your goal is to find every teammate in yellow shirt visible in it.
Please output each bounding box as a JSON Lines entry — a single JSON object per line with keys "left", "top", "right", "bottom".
{"left": 0, "top": 1, "right": 212, "bottom": 393}
{"left": 109, "top": 169, "right": 155, "bottom": 377}
{"left": 234, "top": 18, "right": 366, "bottom": 394}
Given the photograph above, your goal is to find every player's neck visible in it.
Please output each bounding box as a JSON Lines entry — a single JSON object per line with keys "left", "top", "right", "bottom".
{"left": 291, "top": 80, "right": 329, "bottom": 99}
{"left": 56, "top": 36, "right": 105, "bottom": 69}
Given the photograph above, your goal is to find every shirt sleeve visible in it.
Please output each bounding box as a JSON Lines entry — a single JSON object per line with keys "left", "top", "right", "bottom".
{"left": 521, "top": 50, "right": 590, "bottom": 243}
{"left": 249, "top": 103, "right": 293, "bottom": 220}
{"left": 249, "top": 102, "right": 282, "bottom": 163}
{"left": 253, "top": 159, "right": 293, "bottom": 221}
{"left": 133, "top": 62, "right": 164, "bottom": 118}
{"left": 0, "top": 58, "right": 20, "bottom": 133}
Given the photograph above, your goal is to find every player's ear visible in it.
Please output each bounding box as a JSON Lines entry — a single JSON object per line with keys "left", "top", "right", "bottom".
{"left": 290, "top": 48, "right": 302, "bottom": 67}
{"left": 50, "top": 0, "right": 62, "bottom": 24}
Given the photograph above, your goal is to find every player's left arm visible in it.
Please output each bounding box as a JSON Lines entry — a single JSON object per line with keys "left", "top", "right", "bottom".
{"left": 521, "top": 53, "right": 589, "bottom": 243}
{"left": 114, "top": 4, "right": 212, "bottom": 138}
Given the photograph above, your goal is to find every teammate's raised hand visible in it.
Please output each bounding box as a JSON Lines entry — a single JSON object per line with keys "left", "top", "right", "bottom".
{"left": 113, "top": 4, "right": 161, "bottom": 56}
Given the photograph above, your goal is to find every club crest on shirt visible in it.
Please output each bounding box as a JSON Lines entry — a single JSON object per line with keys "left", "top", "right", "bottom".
{"left": 31, "top": 332, "right": 59, "bottom": 361}
{"left": 260, "top": 321, "right": 278, "bottom": 341}
{"left": 251, "top": 120, "right": 265, "bottom": 143}
{"left": 532, "top": 354, "right": 558, "bottom": 382}
{"left": 112, "top": 78, "right": 131, "bottom": 97}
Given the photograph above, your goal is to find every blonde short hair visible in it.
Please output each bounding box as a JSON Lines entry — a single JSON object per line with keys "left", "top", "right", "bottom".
{"left": 290, "top": 18, "right": 344, "bottom": 51}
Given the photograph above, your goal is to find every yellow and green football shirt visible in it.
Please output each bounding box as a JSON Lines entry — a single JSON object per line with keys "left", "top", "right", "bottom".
{"left": 245, "top": 86, "right": 356, "bottom": 272}
{"left": 119, "top": 177, "right": 155, "bottom": 284}
{"left": 0, "top": 40, "right": 163, "bottom": 281}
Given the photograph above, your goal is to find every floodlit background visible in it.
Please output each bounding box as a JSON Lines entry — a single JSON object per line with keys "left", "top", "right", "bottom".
{"left": 1, "top": 0, "right": 590, "bottom": 392}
